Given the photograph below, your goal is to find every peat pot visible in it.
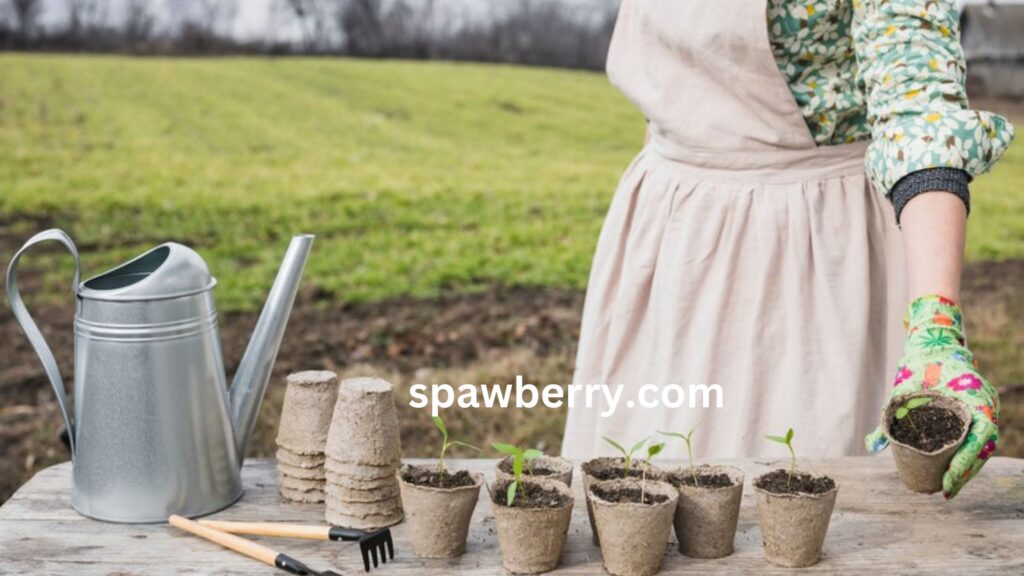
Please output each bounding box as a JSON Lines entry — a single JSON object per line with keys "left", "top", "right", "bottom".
{"left": 398, "top": 464, "right": 483, "bottom": 558}
{"left": 589, "top": 478, "right": 677, "bottom": 576}
{"left": 753, "top": 472, "right": 838, "bottom": 568}
{"left": 669, "top": 465, "right": 744, "bottom": 559}
{"left": 882, "top": 392, "right": 972, "bottom": 494}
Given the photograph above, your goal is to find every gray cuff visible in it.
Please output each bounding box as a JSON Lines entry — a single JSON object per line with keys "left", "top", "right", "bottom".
{"left": 890, "top": 168, "right": 971, "bottom": 225}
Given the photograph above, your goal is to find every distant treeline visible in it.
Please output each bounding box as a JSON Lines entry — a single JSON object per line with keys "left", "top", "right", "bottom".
{"left": 0, "top": 0, "right": 619, "bottom": 71}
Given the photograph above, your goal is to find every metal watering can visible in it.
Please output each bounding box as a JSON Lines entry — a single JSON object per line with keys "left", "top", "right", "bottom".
{"left": 6, "top": 229, "right": 314, "bottom": 523}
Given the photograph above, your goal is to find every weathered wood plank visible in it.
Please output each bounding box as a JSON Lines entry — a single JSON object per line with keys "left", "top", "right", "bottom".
{"left": 1, "top": 457, "right": 1022, "bottom": 575}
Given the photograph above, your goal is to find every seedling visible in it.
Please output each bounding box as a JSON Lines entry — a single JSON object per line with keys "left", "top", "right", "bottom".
{"left": 765, "top": 428, "right": 797, "bottom": 488}
{"left": 602, "top": 436, "right": 648, "bottom": 478}
{"left": 640, "top": 442, "right": 664, "bottom": 503}
{"left": 895, "top": 397, "right": 933, "bottom": 435}
{"left": 659, "top": 418, "right": 704, "bottom": 486}
{"left": 432, "top": 415, "right": 480, "bottom": 478}
{"left": 492, "top": 443, "right": 544, "bottom": 506}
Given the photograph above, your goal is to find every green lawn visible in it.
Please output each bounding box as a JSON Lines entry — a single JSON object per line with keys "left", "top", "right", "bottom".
{"left": 0, "top": 55, "right": 1020, "bottom": 310}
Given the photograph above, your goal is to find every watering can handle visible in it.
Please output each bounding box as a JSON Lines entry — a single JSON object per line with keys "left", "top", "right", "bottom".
{"left": 5, "top": 229, "right": 80, "bottom": 458}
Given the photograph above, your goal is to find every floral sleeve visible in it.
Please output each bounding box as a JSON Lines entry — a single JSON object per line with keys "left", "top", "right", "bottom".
{"left": 851, "top": 0, "right": 1015, "bottom": 195}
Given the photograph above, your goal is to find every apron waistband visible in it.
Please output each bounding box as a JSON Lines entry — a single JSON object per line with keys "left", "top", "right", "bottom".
{"left": 645, "top": 137, "right": 870, "bottom": 185}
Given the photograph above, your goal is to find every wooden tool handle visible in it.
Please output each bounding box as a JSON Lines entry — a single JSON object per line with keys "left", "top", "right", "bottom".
{"left": 169, "top": 515, "right": 280, "bottom": 566}
{"left": 198, "top": 520, "right": 331, "bottom": 541}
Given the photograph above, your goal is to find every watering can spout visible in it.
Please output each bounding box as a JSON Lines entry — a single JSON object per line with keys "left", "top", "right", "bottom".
{"left": 228, "top": 234, "right": 314, "bottom": 460}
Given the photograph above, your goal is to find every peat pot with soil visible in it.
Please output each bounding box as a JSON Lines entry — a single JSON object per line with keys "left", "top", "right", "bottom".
{"left": 660, "top": 422, "right": 744, "bottom": 559}
{"left": 489, "top": 443, "right": 574, "bottom": 574}
{"left": 589, "top": 442, "right": 677, "bottom": 576}
{"left": 495, "top": 454, "right": 574, "bottom": 487}
{"left": 881, "top": 392, "right": 971, "bottom": 494}
{"left": 397, "top": 416, "right": 483, "bottom": 558}
{"left": 581, "top": 437, "right": 666, "bottom": 546}
{"left": 753, "top": 429, "right": 838, "bottom": 568}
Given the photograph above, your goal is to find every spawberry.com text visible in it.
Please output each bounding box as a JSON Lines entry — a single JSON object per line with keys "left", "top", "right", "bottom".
{"left": 409, "top": 376, "right": 724, "bottom": 417}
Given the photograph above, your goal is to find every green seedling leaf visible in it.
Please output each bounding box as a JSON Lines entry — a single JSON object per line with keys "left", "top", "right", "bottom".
{"left": 906, "top": 397, "right": 932, "bottom": 409}
{"left": 660, "top": 418, "right": 704, "bottom": 486}
{"left": 506, "top": 481, "right": 518, "bottom": 506}
{"left": 766, "top": 428, "right": 798, "bottom": 489}
{"left": 604, "top": 436, "right": 648, "bottom": 477}
{"left": 897, "top": 397, "right": 932, "bottom": 434}
{"left": 494, "top": 442, "right": 545, "bottom": 503}
{"left": 513, "top": 452, "right": 524, "bottom": 478}
{"left": 449, "top": 440, "right": 482, "bottom": 451}
{"left": 640, "top": 442, "right": 665, "bottom": 502}
{"left": 492, "top": 443, "right": 520, "bottom": 456}
{"left": 602, "top": 436, "right": 626, "bottom": 455}
{"left": 432, "top": 415, "right": 449, "bottom": 442}
{"left": 629, "top": 437, "right": 648, "bottom": 455}
{"left": 433, "top": 413, "right": 478, "bottom": 479}
{"left": 523, "top": 449, "right": 544, "bottom": 460}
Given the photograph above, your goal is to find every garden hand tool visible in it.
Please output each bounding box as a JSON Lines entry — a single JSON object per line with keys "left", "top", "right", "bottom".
{"left": 170, "top": 515, "right": 343, "bottom": 575}
{"left": 199, "top": 519, "right": 395, "bottom": 572}
{"left": 6, "top": 229, "right": 313, "bottom": 523}
{"left": 865, "top": 294, "right": 999, "bottom": 499}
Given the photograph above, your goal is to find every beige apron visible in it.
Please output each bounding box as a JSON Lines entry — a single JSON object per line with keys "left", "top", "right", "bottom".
{"left": 561, "top": 0, "right": 907, "bottom": 460}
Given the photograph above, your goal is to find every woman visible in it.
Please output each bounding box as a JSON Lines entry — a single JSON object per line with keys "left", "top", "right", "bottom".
{"left": 561, "top": 0, "right": 1012, "bottom": 499}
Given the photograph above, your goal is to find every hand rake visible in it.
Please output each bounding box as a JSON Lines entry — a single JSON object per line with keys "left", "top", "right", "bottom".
{"left": 170, "top": 515, "right": 350, "bottom": 574}
{"left": 198, "top": 518, "right": 394, "bottom": 573}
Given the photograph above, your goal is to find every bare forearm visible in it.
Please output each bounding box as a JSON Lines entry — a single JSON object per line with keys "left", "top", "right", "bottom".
{"left": 899, "top": 192, "right": 967, "bottom": 303}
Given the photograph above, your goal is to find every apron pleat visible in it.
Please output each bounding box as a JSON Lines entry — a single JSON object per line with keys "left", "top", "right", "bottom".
{"left": 563, "top": 156, "right": 905, "bottom": 459}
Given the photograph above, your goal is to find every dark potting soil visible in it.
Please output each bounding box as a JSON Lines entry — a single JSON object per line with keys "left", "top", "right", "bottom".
{"left": 591, "top": 484, "right": 670, "bottom": 505}
{"left": 582, "top": 458, "right": 655, "bottom": 481}
{"left": 492, "top": 479, "right": 571, "bottom": 509}
{"left": 401, "top": 465, "right": 477, "bottom": 489}
{"left": 755, "top": 469, "right": 835, "bottom": 495}
{"left": 498, "top": 459, "right": 557, "bottom": 477}
{"left": 669, "top": 471, "right": 735, "bottom": 489}
{"left": 889, "top": 405, "right": 966, "bottom": 452}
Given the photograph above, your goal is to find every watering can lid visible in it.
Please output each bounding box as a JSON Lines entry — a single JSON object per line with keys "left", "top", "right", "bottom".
{"left": 77, "top": 242, "right": 217, "bottom": 302}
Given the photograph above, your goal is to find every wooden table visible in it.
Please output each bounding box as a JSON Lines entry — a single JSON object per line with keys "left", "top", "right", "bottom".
{"left": 1, "top": 457, "right": 1022, "bottom": 575}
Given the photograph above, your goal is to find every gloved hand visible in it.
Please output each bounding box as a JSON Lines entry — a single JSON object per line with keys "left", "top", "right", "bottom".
{"left": 865, "top": 295, "right": 999, "bottom": 499}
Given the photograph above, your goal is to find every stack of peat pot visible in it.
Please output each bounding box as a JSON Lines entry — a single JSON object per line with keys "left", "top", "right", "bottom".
{"left": 323, "top": 377, "right": 404, "bottom": 528}
{"left": 274, "top": 371, "right": 339, "bottom": 503}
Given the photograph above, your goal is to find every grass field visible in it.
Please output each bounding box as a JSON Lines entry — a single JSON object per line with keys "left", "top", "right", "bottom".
{"left": 0, "top": 54, "right": 644, "bottom": 310}
{"left": 1, "top": 54, "right": 1021, "bottom": 311}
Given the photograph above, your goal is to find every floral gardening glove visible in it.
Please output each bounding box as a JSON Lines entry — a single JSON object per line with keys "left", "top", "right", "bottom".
{"left": 865, "top": 295, "right": 999, "bottom": 499}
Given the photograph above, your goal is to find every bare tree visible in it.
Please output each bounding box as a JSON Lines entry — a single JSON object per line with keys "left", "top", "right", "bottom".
{"left": 66, "top": 0, "right": 103, "bottom": 35}
{"left": 196, "top": 0, "right": 238, "bottom": 39}
{"left": 62, "top": 0, "right": 110, "bottom": 49}
{"left": 284, "top": 0, "right": 333, "bottom": 52}
{"left": 10, "top": 0, "right": 43, "bottom": 46}
{"left": 167, "top": 0, "right": 238, "bottom": 53}
{"left": 122, "top": 0, "right": 154, "bottom": 51}
{"left": 338, "top": 0, "right": 385, "bottom": 56}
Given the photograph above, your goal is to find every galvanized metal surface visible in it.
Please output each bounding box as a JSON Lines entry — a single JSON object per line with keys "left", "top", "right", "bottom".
{"left": 5, "top": 230, "right": 312, "bottom": 523}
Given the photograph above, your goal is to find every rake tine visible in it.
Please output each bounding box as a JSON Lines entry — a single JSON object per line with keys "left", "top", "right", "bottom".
{"left": 378, "top": 540, "right": 389, "bottom": 564}
{"left": 371, "top": 543, "right": 380, "bottom": 567}
{"left": 385, "top": 531, "right": 394, "bottom": 560}
{"left": 358, "top": 547, "right": 370, "bottom": 573}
